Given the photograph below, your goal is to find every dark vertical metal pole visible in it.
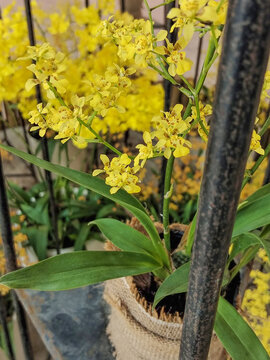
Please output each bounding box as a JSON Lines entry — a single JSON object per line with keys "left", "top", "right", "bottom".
{"left": 0, "top": 294, "right": 15, "bottom": 360}
{"left": 85, "top": 0, "right": 89, "bottom": 7}
{"left": 0, "top": 154, "right": 33, "bottom": 360}
{"left": 24, "top": 0, "right": 60, "bottom": 254}
{"left": 179, "top": 1, "right": 270, "bottom": 359}
{"left": 164, "top": 1, "right": 177, "bottom": 112}
{"left": 120, "top": 0, "right": 125, "bottom": 13}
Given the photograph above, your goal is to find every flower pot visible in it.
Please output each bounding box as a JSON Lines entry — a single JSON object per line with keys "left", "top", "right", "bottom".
{"left": 104, "top": 277, "right": 227, "bottom": 360}
{"left": 103, "top": 218, "right": 227, "bottom": 360}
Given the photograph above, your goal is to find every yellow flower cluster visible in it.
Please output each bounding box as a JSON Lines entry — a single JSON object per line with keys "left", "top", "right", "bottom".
{"left": 1, "top": 2, "right": 164, "bottom": 144}
{"left": 189, "top": 102, "right": 212, "bottom": 142}
{"left": 168, "top": 0, "right": 228, "bottom": 41}
{"left": 100, "top": 18, "right": 163, "bottom": 68}
{"left": 93, "top": 154, "right": 141, "bottom": 194}
{"left": 94, "top": 104, "right": 194, "bottom": 194}
{"left": 20, "top": 43, "right": 68, "bottom": 98}
{"left": 242, "top": 250, "right": 270, "bottom": 353}
{"left": 155, "top": 39, "right": 193, "bottom": 77}
{"left": 0, "top": 3, "right": 33, "bottom": 111}
{"left": 28, "top": 94, "right": 88, "bottom": 143}
{"left": 151, "top": 104, "right": 192, "bottom": 159}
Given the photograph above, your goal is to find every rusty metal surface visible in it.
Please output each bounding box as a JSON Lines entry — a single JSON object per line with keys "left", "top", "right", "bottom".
{"left": 179, "top": 0, "right": 270, "bottom": 359}
{"left": 17, "top": 285, "right": 114, "bottom": 360}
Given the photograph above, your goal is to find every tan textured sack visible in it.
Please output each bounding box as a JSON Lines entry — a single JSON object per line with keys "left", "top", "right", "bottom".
{"left": 104, "top": 277, "right": 227, "bottom": 360}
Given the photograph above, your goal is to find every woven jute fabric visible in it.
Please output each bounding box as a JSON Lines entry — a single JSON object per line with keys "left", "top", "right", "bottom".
{"left": 104, "top": 277, "right": 227, "bottom": 360}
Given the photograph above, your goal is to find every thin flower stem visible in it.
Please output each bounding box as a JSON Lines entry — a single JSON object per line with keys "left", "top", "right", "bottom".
{"left": 242, "top": 143, "right": 270, "bottom": 189}
{"left": 217, "top": 0, "right": 226, "bottom": 12}
{"left": 87, "top": 111, "right": 98, "bottom": 127}
{"left": 47, "top": 81, "right": 67, "bottom": 106}
{"left": 150, "top": 0, "right": 175, "bottom": 11}
{"left": 179, "top": 75, "right": 195, "bottom": 94}
{"left": 259, "top": 115, "right": 270, "bottom": 137}
{"left": 77, "top": 117, "right": 123, "bottom": 157}
{"left": 163, "top": 154, "right": 175, "bottom": 252}
{"left": 195, "top": 96, "right": 209, "bottom": 137}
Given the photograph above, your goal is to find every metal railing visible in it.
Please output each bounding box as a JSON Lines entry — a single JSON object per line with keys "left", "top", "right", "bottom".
{"left": 0, "top": 0, "right": 269, "bottom": 359}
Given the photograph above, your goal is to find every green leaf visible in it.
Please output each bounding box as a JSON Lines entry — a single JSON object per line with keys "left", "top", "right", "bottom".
{"left": 0, "top": 144, "right": 170, "bottom": 271}
{"left": 0, "top": 144, "right": 144, "bottom": 212}
{"left": 0, "top": 251, "right": 161, "bottom": 291}
{"left": 214, "top": 297, "right": 269, "bottom": 360}
{"left": 238, "top": 183, "right": 270, "bottom": 209}
{"left": 182, "top": 199, "right": 193, "bottom": 223}
{"left": 96, "top": 204, "right": 116, "bottom": 218}
{"left": 74, "top": 223, "right": 90, "bottom": 251}
{"left": 21, "top": 202, "right": 49, "bottom": 226}
{"left": 153, "top": 262, "right": 190, "bottom": 308}
{"left": 229, "top": 233, "right": 261, "bottom": 262}
{"left": 7, "top": 181, "right": 31, "bottom": 203}
{"left": 90, "top": 218, "right": 158, "bottom": 257}
{"left": 23, "top": 225, "right": 49, "bottom": 260}
{"left": 233, "top": 192, "right": 270, "bottom": 237}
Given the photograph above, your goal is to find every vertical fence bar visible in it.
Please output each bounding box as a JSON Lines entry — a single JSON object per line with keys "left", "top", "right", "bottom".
{"left": 164, "top": 1, "right": 176, "bottom": 111}
{"left": 24, "top": 0, "right": 60, "bottom": 254}
{"left": 179, "top": 0, "right": 270, "bottom": 359}
{"left": 120, "top": 0, "right": 125, "bottom": 13}
{"left": 0, "top": 294, "right": 15, "bottom": 360}
{"left": 0, "top": 154, "right": 33, "bottom": 360}
{"left": 85, "top": 0, "right": 89, "bottom": 7}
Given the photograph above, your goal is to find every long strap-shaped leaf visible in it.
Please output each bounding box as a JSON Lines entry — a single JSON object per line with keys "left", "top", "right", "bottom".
{"left": 214, "top": 297, "right": 269, "bottom": 360}
{"left": 153, "top": 266, "right": 269, "bottom": 359}
{"left": 0, "top": 251, "right": 161, "bottom": 291}
{"left": 0, "top": 144, "right": 170, "bottom": 270}
{"left": 90, "top": 218, "right": 158, "bottom": 256}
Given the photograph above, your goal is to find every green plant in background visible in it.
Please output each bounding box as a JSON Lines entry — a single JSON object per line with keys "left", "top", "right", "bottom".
{"left": 7, "top": 177, "right": 125, "bottom": 260}
{"left": 0, "top": 0, "right": 270, "bottom": 359}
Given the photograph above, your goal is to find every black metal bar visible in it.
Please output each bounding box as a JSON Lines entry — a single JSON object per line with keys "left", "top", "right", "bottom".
{"left": 85, "top": 0, "right": 89, "bottom": 7}
{"left": 120, "top": 0, "right": 125, "bottom": 13}
{"left": 164, "top": 1, "right": 177, "bottom": 111}
{"left": 0, "top": 294, "right": 15, "bottom": 360}
{"left": 0, "top": 154, "right": 34, "bottom": 360}
{"left": 0, "top": 102, "right": 13, "bottom": 147}
{"left": 179, "top": 1, "right": 270, "bottom": 359}
{"left": 194, "top": 37, "right": 203, "bottom": 86}
{"left": 15, "top": 109, "right": 37, "bottom": 181}
{"left": 0, "top": 158, "right": 17, "bottom": 274}
{"left": 24, "top": 0, "right": 60, "bottom": 254}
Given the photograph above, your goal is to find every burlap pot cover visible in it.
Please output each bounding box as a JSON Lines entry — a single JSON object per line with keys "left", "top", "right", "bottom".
{"left": 104, "top": 277, "right": 227, "bottom": 360}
